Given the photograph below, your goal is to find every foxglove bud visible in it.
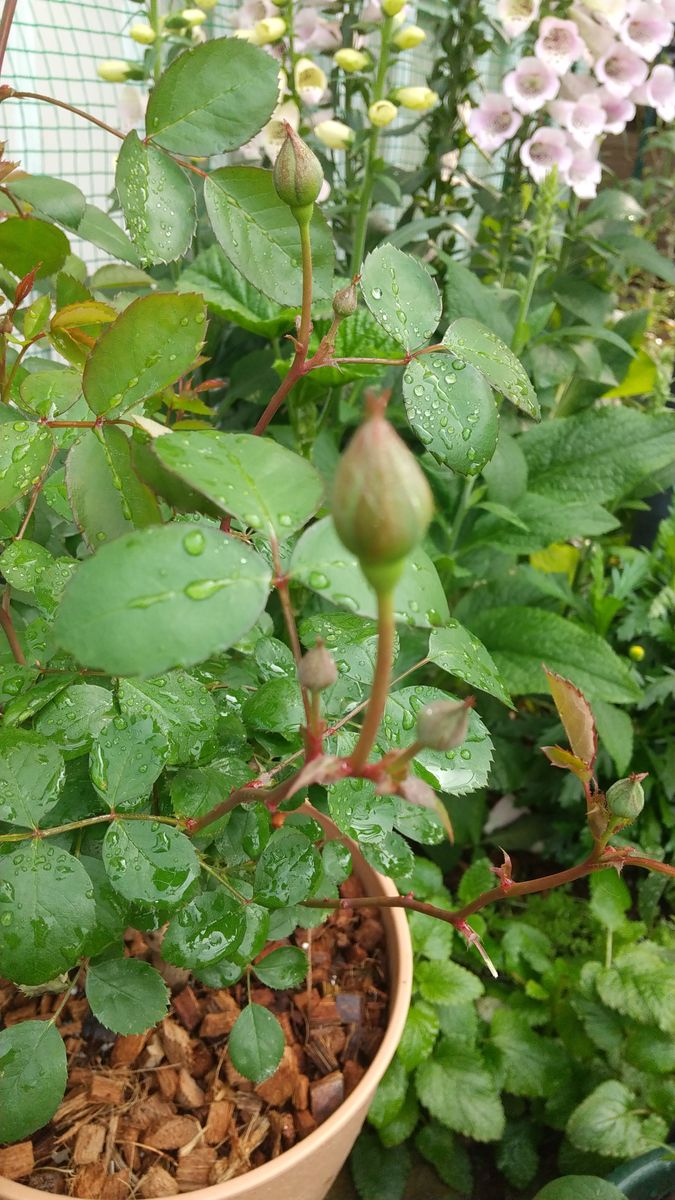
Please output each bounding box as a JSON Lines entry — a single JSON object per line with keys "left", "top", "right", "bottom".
{"left": 382, "top": 0, "right": 405, "bottom": 14}
{"left": 314, "top": 119, "right": 354, "bottom": 150}
{"left": 273, "top": 124, "right": 324, "bottom": 220}
{"left": 606, "top": 774, "right": 646, "bottom": 821}
{"left": 253, "top": 16, "right": 286, "bottom": 44}
{"left": 196, "top": 0, "right": 218, "bottom": 7}
{"left": 369, "top": 100, "right": 398, "bottom": 127}
{"left": 393, "top": 24, "right": 426, "bottom": 48}
{"left": 97, "top": 59, "right": 132, "bottom": 82}
{"left": 298, "top": 640, "right": 338, "bottom": 692}
{"left": 130, "top": 21, "right": 157, "bottom": 43}
{"left": 181, "top": 8, "right": 208, "bottom": 24}
{"left": 394, "top": 85, "right": 439, "bottom": 111}
{"left": 331, "top": 394, "right": 433, "bottom": 590}
{"left": 332, "top": 281, "right": 358, "bottom": 318}
{"left": 334, "top": 48, "right": 370, "bottom": 72}
{"left": 416, "top": 699, "right": 471, "bottom": 751}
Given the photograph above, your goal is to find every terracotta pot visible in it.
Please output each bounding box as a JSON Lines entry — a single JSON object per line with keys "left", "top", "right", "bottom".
{"left": 0, "top": 828, "right": 413, "bottom": 1200}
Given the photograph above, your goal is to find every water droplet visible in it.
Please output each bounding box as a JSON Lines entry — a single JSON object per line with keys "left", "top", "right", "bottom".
{"left": 371, "top": 288, "right": 383, "bottom": 300}
{"left": 184, "top": 578, "right": 226, "bottom": 601}
{"left": 308, "top": 571, "right": 329, "bottom": 590}
{"left": 183, "top": 529, "right": 206, "bottom": 556}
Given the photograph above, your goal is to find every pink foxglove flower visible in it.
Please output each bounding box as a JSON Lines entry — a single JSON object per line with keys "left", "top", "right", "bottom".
{"left": 294, "top": 8, "right": 341, "bottom": 52}
{"left": 563, "top": 92, "right": 608, "bottom": 147}
{"left": 659, "top": 0, "right": 675, "bottom": 19}
{"left": 619, "top": 3, "right": 673, "bottom": 61}
{"left": 520, "top": 126, "right": 573, "bottom": 182}
{"left": 576, "top": 0, "right": 628, "bottom": 28}
{"left": 595, "top": 42, "right": 648, "bottom": 96}
{"left": 232, "top": 0, "right": 276, "bottom": 29}
{"left": 565, "top": 148, "right": 602, "bottom": 198}
{"left": 467, "top": 93, "right": 522, "bottom": 151}
{"left": 503, "top": 56, "right": 560, "bottom": 113}
{"left": 642, "top": 63, "right": 675, "bottom": 121}
{"left": 596, "top": 85, "right": 635, "bottom": 133}
{"left": 496, "top": 0, "right": 541, "bottom": 38}
{"left": 535, "top": 17, "right": 586, "bottom": 74}
{"left": 570, "top": 5, "right": 616, "bottom": 60}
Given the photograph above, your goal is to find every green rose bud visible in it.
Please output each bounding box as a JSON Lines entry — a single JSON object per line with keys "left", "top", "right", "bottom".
{"left": 298, "top": 640, "right": 338, "bottom": 692}
{"left": 606, "top": 773, "right": 646, "bottom": 821}
{"left": 331, "top": 393, "right": 433, "bottom": 592}
{"left": 416, "top": 699, "right": 472, "bottom": 751}
{"left": 332, "top": 280, "right": 358, "bottom": 318}
{"left": 273, "top": 123, "right": 324, "bottom": 222}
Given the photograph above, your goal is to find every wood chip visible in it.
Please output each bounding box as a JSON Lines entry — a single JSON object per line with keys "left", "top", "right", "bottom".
{"left": 292, "top": 1074, "right": 309, "bottom": 1110}
{"left": 160, "top": 1018, "right": 193, "bottom": 1070}
{"left": 73, "top": 1122, "right": 106, "bottom": 1165}
{"left": 294, "top": 1109, "right": 316, "bottom": 1139}
{"left": 172, "top": 986, "right": 202, "bottom": 1032}
{"left": 139, "top": 1166, "right": 179, "bottom": 1198}
{"left": 256, "top": 1046, "right": 300, "bottom": 1107}
{"left": 175, "top": 1067, "right": 205, "bottom": 1109}
{"left": 129, "top": 1095, "right": 174, "bottom": 1132}
{"left": 175, "top": 1147, "right": 217, "bottom": 1192}
{"left": 110, "top": 1033, "right": 148, "bottom": 1067}
{"left": 28, "top": 1171, "right": 66, "bottom": 1194}
{"left": 146, "top": 1116, "right": 201, "bottom": 1151}
{"left": 343, "top": 1059, "right": 366, "bottom": 1095}
{"left": 101, "top": 1175, "right": 131, "bottom": 1200}
{"left": 69, "top": 1163, "right": 107, "bottom": 1198}
{"left": 0, "top": 1141, "right": 34, "bottom": 1180}
{"left": 310, "top": 1070, "right": 344, "bottom": 1124}
{"left": 156, "top": 1066, "right": 179, "bottom": 1100}
{"left": 199, "top": 1011, "right": 238, "bottom": 1039}
{"left": 204, "top": 1099, "right": 232, "bottom": 1146}
{"left": 212, "top": 991, "right": 240, "bottom": 1019}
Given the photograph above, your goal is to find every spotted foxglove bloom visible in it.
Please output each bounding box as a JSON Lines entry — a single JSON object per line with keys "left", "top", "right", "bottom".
{"left": 232, "top": 0, "right": 275, "bottom": 29}
{"left": 503, "top": 56, "right": 560, "bottom": 113}
{"left": 642, "top": 63, "right": 675, "bottom": 121}
{"left": 563, "top": 92, "right": 607, "bottom": 147}
{"left": 496, "top": 0, "right": 541, "bottom": 38}
{"left": 596, "top": 85, "right": 635, "bottom": 133}
{"left": 294, "top": 8, "right": 341, "bottom": 52}
{"left": 619, "top": 3, "right": 673, "bottom": 61}
{"left": 467, "top": 93, "right": 522, "bottom": 151}
{"left": 535, "top": 17, "right": 585, "bottom": 74}
{"left": 565, "top": 148, "right": 602, "bottom": 198}
{"left": 294, "top": 57, "right": 328, "bottom": 106}
{"left": 659, "top": 0, "right": 675, "bottom": 19}
{"left": 520, "top": 126, "right": 573, "bottom": 182}
{"left": 570, "top": 5, "right": 615, "bottom": 60}
{"left": 595, "top": 42, "right": 648, "bottom": 96}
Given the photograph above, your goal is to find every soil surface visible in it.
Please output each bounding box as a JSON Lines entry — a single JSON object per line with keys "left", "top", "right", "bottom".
{"left": 0, "top": 874, "right": 389, "bottom": 1197}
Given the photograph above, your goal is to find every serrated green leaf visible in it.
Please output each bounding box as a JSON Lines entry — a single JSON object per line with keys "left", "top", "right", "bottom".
{"left": 118, "top": 672, "right": 218, "bottom": 766}
{"left": 595, "top": 946, "right": 675, "bottom": 1033}
{"left": 380, "top": 686, "right": 493, "bottom": 797}
{"left": 254, "top": 945, "right": 308, "bottom": 989}
{"left": 443, "top": 317, "right": 539, "bottom": 419}
{"left": 428, "top": 622, "right": 512, "bottom": 706}
{"left": 0, "top": 1020, "right": 67, "bottom": 1142}
{"left": 624, "top": 1026, "right": 675, "bottom": 1076}
{"left": 496, "top": 1119, "right": 540, "bottom": 1190}
{"left": 116, "top": 131, "right": 196, "bottom": 264}
{"left": 415, "top": 1121, "right": 473, "bottom": 1194}
{"left": 89, "top": 715, "right": 168, "bottom": 810}
{"left": 66, "top": 426, "right": 161, "bottom": 549}
{"left": 0, "top": 420, "right": 53, "bottom": 511}
{"left": 162, "top": 891, "right": 247, "bottom": 969}
{"left": 415, "top": 1043, "right": 505, "bottom": 1142}
{"left": 351, "top": 1129, "right": 411, "bottom": 1200}
{"left": 254, "top": 827, "right": 322, "bottom": 908}
{"left": 34, "top": 682, "right": 113, "bottom": 757}
{"left": 398, "top": 1001, "right": 439, "bottom": 1071}
{"left": 228, "top": 1003, "right": 284, "bottom": 1083}
{"left": 178, "top": 245, "right": 297, "bottom": 338}
{"left": 0, "top": 216, "right": 70, "bottom": 279}
{"left": 102, "top": 820, "right": 200, "bottom": 906}
{"left": 566, "top": 1080, "right": 667, "bottom": 1158}
{"left": 589, "top": 870, "right": 630, "bottom": 932}
{"left": 10, "top": 175, "right": 86, "bottom": 228}
{"left": 145, "top": 37, "right": 279, "bottom": 156}
{"left": 54, "top": 524, "right": 272, "bottom": 677}
{"left": 86, "top": 957, "right": 169, "bottom": 1034}
{"left": 360, "top": 244, "right": 441, "bottom": 351}
{"left": 20, "top": 367, "right": 82, "bottom": 418}
{"left": 0, "top": 842, "right": 95, "bottom": 984}
{"left": 154, "top": 430, "right": 324, "bottom": 540}
{"left": 0, "top": 729, "right": 64, "bottom": 827}
{"left": 82, "top": 292, "right": 206, "bottom": 416}
{"left": 403, "top": 354, "right": 497, "bottom": 475}
{"left": 534, "top": 1181, "right": 625, "bottom": 1200}
{"left": 79, "top": 855, "right": 129, "bottom": 958}
{"left": 368, "top": 1056, "right": 408, "bottom": 1129}
{"left": 75, "top": 203, "right": 141, "bottom": 265}
{"left": 491, "top": 1008, "right": 566, "bottom": 1098}
{"left": 417, "top": 960, "right": 484, "bottom": 1007}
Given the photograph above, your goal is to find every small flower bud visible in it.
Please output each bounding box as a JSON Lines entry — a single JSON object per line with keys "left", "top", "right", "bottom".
{"left": 130, "top": 21, "right": 157, "bottom": 43}
{"left": 333, "top": 281, "right": 358, "bottom": 318}
{"left": 334, "top": 48, "right": 370, "bottom": 72}
{"left": 629, "top": 644, "right": 645, "bottom": 662}
{"left": 253, "top": 16, "right": 286, "bottom": 44}
{"left": 97, "top": 59, "right": 132, "bottom": 82}
{"left": 331, "top": 393, "right": 433, "bottom": 589}
{"left": 369, "top": 99, "right": 398, "bottom": 127}
{"left": 314, "top": 119, "right": 354, "bottom": 151}
{"left": 195, "top": 0, "right": 217, "bottom": 7}
{"left": 606, "top": 773, "right": 646, "bottom": 821}
{"left": 298, "top": 640, "right": 338, "bottom": 692}
{"left": 181, "top": 7, "right": 207, "bottom": 23}
{"left": 416, "top": 699, "right": 472, "bottom": 751}
{"left": 382, "top": 0, "right": 405, "bottom": 14}
{"left": 393, "top": 24, "right": 426, "bottom": 48}
{"left": 393, "top": 85, "right": 439, "bottom": 111}
{"left": 273, "top": 123, "right": 324, "bottom": 217}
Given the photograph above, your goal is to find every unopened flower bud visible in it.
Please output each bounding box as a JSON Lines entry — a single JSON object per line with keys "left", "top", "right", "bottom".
{"left": 195, "top": 0, "right": 217, "bottom": 7}
{"left": 273, "top": 123, "right": 324, "bottom": 219}
{"left": 369, "top": 99, "right": 398, "bottom": 127}
{"left": 606, "top": 774, "right": 646, "bottom": 821}
{"left": 331, "top": 393, "right": 433, "bottom": 590}
{"left": 393, "top": 24, "right": 426, "bottom": 48}
{"left": 298, "top": 640, "right": 338, "bottom": 692}
{"left": 382, "top": 0, "right": 405, "bottom": 14}
{"left": 130, "top": 21, "right": 157, "bottom": 43}
{"left": 629, "top": 644, "right": 645, "bottom": 662}
{"left": 416, "top": 699, "right": 471, "bottom": 751}
{"left": 394, "top": 85, "right": 439, "bottom": 111}
{"left": 314, "top": 119, "right": 354, "bottom": 151}
{"left": 333, "top": 281, "right": 358, "bottom": 318}
{"left": 97, "top": 59, "right": 132, "bottom": 82}
{"left": 334, "top": 48, "right": 370, "bottom": 72}
{"left": 182, "top": 7, "right": 207, "bottom": 23}
{"left": 253, "top": 16, "right": 286, "bottom": 44}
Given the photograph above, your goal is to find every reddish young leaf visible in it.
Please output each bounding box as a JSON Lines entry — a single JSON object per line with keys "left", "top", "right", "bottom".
{"left": 543, "top": 667, "right": 597, "bottom": 770}
{"left": 542, "top": 744, "right": 594, "bottom": 784}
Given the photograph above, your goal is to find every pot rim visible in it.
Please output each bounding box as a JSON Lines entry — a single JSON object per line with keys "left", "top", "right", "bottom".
{"left": 0, "top": 819, "right": 413, "bottom": 1200}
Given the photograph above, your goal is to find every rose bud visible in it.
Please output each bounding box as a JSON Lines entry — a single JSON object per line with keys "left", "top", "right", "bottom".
{"left": 416, "top": 699, "right": 472, "bottom": 751}
{"left": 606, "top": 773, "right": 646, "bottom": 821}
{"left": 331, "top": 393, "right": 433, "bottom": 591}
{"left": 273, "top": 123, "right": 324, "bottom": 221}
{"left": 332, "top": 280, "right": 358, "bottom": 318}
{"left": 298, "top": 640, "right": 338, "bottom": 692}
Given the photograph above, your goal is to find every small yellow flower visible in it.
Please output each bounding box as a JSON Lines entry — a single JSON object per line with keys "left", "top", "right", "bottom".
{"left": 382, "top": 0, "right": 405, "bottom": 14}
{"left": 333, "top": 48, "right": 370, "bottom": 73}
{"left": 368, "top": 99, "right": 398, "bottom": 127}
{"left": 393, "top": 24, "right": 426, "bottom": 49}
{"left": 181, "top": 7, "right": 208, "bottom": 25}
{"left": 97, "top": 59, "right": 131, "bottom": 82}
{"left": 394, "top": 85, "right": 439, "bottom": 111}
{"left": 629, "top": 645, "right": 646, "bottom": 662}
{"left": 314, "top": 119, "right": 354, "bottom": 150}
{"left": 129, "top": 22, "right": 156, "bottom": 44}
{"left": 252, "top": 16, "right": 286, "bottom": 44}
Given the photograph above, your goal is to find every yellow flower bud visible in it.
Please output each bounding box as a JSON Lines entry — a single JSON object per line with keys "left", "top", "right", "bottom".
{"left": 394, "top": 85, "right": 439, "bottom": 111}
{"left": 333, "top": 47, "right": 370, "bottom": 72}
{"left": 181, "top": 7, "right": 207, "bottom": 24}
{"left": 195, "top": 0, "right": 217, "bottom": 8}
{"left": 314, "top": 119, "right": 354, "bottom": 150}
{"left": 393, "top": 24, "right": 426, "bottom": 49}
{"left": 382, "top": 0, "right": 405, "bottom": 14}
{"left": 97, "top": 59, "right": 132, "bottom": 82}
{"left": 252, "top": 16, "right": 286, "bottom": 44}
{"left": 294, "top": 57, "right": 327, "bottom": 104}
{"left": 129, "top": 21, "right": 157, "bottom": 44}
{"left": 232, "top": 27, "right": 254, "bottom": 40}
{"left": 368, "top": 99, "right": 397, "bottom": 127}
{"left": 629, "top": 644, "right": 645, "bottom": 662}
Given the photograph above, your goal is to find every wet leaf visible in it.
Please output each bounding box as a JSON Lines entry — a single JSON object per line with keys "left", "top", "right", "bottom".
{"left": 20, "top": 367, "right": 82, "bottom": 418}
{"left": 402, "top": 354, "right": 497, "bottom": 476}
{"left": 254, "top": 945, "right": 308, "bottom": 989}
{"left": 75, "top": 203, "right": 141, "bottom": 265}
{"left": 361, "top": 244, "right": 441, "bottom": 351}
{"left": 443, "top": 317, "right": 539, "bottom": 420}
{"left": 0, "top": 1021, "right": 67, "bottom": 1142}
{"left": 118, "top": 672, "right": 219, "bottom": 766}
{"left": 79, "top": 855, "right": 129, "bottom": 957}
{"left": 0, "top": 217, "right": 69, "bottom": 279}
{"left": 254, "top": 827, "right": 322, "bottom": 909}
{"left": 428, "top": 623, "right": 512, "bottom": 706}
{"left": 116, "top": 132, "right": 196, "bottom": 264}
{"left": 0, "top": 729, "right": 65, "bottom": 827}
{"left": 9, "top": 175, "right": 86, "bottom": 228}
{"left": 228, "top": 1003, "right": 285, "bottom": 1083}
{"left": 0, "top": 420, "right": 53, "bottom": 511}
{"left": 34, "top": 683, "right": 113, "bottom": 757}
{"left": 102, "top": 820, "right": 200, "bottom": 906}
{"left": 66, "top": 426, "right": 162, "bottom": 549}
{"left": 89, "top": 715, "right": 168, "bottom": 811}
{"left": 178, "top": 245, "right": 297, "bottom": 338}
{"left": 162, "top": 891, "right": 247, "bottom": 969}
{"left": 86, "top": 957, "right": 169, "bottom": 1034}
{"left": 380, "top": 687, "right": 493, "bottom": 796}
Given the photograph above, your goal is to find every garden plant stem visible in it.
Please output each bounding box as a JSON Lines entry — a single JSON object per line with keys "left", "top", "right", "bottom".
{"left": 349, "top": 588, "right": 395, "bottom": 772}
{"left": 350, "top": 14, "right": 394, "bottom": 275}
